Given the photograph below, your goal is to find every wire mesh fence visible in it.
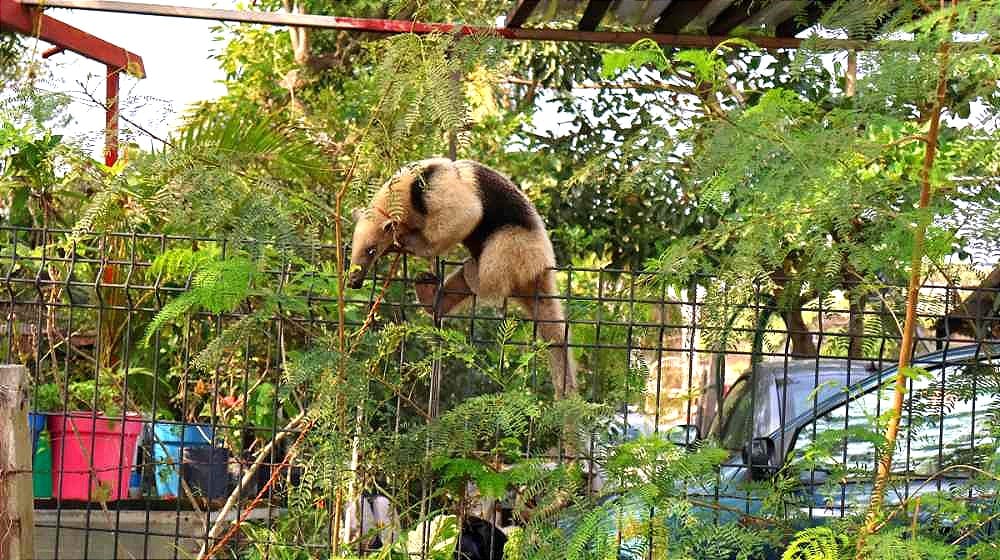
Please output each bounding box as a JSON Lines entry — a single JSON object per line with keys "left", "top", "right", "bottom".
{"left": 2, "top": 225, "right": 998, "bottom": 559}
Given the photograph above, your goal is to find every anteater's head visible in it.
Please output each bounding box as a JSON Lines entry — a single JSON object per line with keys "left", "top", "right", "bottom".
{"left": 348, "top": 207, "right": 397, "bottom": 289}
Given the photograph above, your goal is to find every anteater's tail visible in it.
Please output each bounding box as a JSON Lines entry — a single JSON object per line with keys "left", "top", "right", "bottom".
{"left": 522, "top": 270, "right": 578, "bottom": 398}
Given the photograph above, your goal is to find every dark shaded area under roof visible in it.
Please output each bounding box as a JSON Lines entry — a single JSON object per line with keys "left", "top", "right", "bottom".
{"left": 506, "top": 0, "right": 829, "bottom": 38}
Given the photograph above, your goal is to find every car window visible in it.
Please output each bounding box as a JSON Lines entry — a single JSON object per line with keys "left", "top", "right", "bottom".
{"left": 777, "top": 375, "right": 850, "bottom": 424}
{"left": 789, "top": 357, "right": 1000, "bottom": 510}
{"left": 904, "top": 359, "right": 1000, "bottom": 474}
{"left": 790, "top": 386, "right": 880, "bottom": 473}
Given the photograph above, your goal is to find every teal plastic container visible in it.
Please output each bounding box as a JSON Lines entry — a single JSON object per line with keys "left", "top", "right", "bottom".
{"left": 34, "top": 431, "right": 52, "bottom": 498}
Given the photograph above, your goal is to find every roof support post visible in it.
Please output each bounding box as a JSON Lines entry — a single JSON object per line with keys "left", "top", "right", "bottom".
{"left": 105, "top": 66, "right": 120, "bottom": 167}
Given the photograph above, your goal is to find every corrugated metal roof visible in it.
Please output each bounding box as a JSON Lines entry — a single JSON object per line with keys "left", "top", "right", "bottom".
{"left": 505, "top": 0, "right": 825, "bottom": 38}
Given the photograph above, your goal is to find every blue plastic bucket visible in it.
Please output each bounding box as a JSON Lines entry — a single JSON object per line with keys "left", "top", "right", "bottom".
{"left": 151, "top": 423, "right": 215, "bottom": 498}
{"left": 29, "top": 412, "right": 46, "bottom": 456}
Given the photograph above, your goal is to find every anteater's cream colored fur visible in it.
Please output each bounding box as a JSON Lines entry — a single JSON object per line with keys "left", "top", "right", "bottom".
{"left": 348, "top": 158, "right": 577, "bottom": 397}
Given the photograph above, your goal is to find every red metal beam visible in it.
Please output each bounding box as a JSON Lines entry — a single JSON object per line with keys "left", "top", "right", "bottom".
{"left": 0, "top": 0, "right": 145, "bottom": 77}
{"left": 22, "top": 0, "right": 960, "bottom": 51}
{"left": 14, "top": 0, "right": 817, "bottom": 49}
{"left": 41, "top": 45, "right": 65, "bottom": 58}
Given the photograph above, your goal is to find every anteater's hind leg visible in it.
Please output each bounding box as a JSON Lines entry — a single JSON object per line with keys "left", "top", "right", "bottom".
{"left": 414, "top": 259, "right": 479, "bottom": 319}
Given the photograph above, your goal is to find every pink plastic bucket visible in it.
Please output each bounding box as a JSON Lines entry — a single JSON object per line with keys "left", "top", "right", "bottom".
{"left": 48, "top": 412, "right": 143, "bottom": 502}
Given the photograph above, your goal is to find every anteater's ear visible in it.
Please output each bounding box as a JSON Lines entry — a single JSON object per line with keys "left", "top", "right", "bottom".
{"left": 381, "top": 220, "right": 394, "bottom": 233}
{"left": 351, "top": 208, "right": 364, "bottom": 221}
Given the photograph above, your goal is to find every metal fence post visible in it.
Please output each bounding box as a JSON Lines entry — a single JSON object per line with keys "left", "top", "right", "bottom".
{"left": 0, "top": 364, "right": 34, "bottom": 560}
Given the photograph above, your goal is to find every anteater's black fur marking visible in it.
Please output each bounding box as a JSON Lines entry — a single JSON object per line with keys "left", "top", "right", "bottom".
{"left": 410, "top": 164, "right": 436, "bottom": 215}
{"left": 461, "top": 162, "right": 536, "bottom": 259}
{"left": 457, "top": 516, "right": 507, "bottom": 560}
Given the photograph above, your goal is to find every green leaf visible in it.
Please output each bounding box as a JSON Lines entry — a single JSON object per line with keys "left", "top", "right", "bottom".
{"left": 250, "top": 382, "right": 277, "bottom": 428}
{"left": 600, "top": 39, "right": 669, "bottom": 78}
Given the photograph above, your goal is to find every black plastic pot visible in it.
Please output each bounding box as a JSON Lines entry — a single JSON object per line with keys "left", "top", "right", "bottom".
{"left": 181, "top": 446, "right": 230, "bottom": 500}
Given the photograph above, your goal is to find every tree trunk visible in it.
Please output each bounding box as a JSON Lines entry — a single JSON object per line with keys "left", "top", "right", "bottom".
{"left": 848, "top": 292, "right": 865, "bottom": 359}
{"left": 783, "top": 308, "right": 818, "bottom": 357}
{"left": 844, "top": 50, "right": 864, "bottom": 360}
{"left": 771, "top": 262, "right": 818, "bottom": 358}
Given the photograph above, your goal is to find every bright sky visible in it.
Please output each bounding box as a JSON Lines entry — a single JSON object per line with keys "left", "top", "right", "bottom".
{"left": 27, "top": 1, "right": 236, "bottom": 153}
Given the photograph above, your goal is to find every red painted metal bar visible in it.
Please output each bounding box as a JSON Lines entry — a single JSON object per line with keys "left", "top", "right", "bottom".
{"left": 41, "top": 45, "right": 66, "bottom": 58}
{"left": 0, "top": 0, "right": 145, "bottom": 77}
{"left": 14, "top": 0, "right": 815, "bottom": 49}
{"left": 105, "top": 66, "right": 120, "bottom": 166}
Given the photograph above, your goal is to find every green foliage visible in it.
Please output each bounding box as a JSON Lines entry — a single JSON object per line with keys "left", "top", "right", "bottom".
{"left": 241, "top": 506, "right": 331, "bottom": 560}
{"left": 0, "top": 118, "right": 83, "bottom": 230}
{"left": 593, "top": 1, "right": 1000, "bottom": 362}
{"left": 143, "top": 255, "right": 257, "bottom": 344}
{"left": 151, "top": 107, "right": 329, "bottom": 242}
{"left": 784, "top": 525, "right": 960, "bottom": 560}
{"left": 67, "top": 379, "right": 125, "bottom": 418}
{"left": 248, "top": 382, "right": 278, "bottom": 428}
{"left": 511, "top": 434, "right": 771, "bottom": 560}
{"left": 600, "top": 39, "right": 669, "bottom": 79}
{"left": 783, "top": 527, "right": 850, "bottom": 560}
{"left": 423, "top": 388, "right": 606, "bottom": 458}
{"left": 50, "top": 367, "right": 169, "bottom": 417}
{"left": 33, "top": 382, "right": 62, "bottom": 412}
{"left": 0, "top": 33, "right": 24, "bottom": 84}
{"left": 394, "top": 514, "right": 459, "bottom": 560}
{"left": 432, "top": 457, "right": 508, "bottom": 499}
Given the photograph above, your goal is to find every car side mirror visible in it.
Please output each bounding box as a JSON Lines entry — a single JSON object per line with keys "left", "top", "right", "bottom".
{"left": 666, "top": 424, "right": 700, "bottom": 447}
{"left": 742, "top": 437, "right": 777, "bottom": 480}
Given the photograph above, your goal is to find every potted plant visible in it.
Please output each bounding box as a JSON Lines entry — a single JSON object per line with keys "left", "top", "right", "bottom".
{"left": 30, "top": 382, "right": 61, "bottom": 452}
{"left": 46, "top": 372, "right": 144, "bottom": 502}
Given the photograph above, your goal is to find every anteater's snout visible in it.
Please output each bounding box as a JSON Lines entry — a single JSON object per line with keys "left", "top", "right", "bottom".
{"left": 348, "top": 270, "right": 365, "bottom": 289}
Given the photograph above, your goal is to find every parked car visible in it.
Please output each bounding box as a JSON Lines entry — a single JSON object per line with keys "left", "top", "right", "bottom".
{"left": 571, "top": 343, "right": 1000, "bottom": 558}
{"left": 740, "top": 342, "right": 1000, "bottom": 520}
{"left": 709, "top": 356, "right": 878, "bottom": 457}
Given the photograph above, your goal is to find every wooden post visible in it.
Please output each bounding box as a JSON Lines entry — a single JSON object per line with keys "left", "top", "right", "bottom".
{"left": 0, "top": 365, "right": 34, "bottom": 560}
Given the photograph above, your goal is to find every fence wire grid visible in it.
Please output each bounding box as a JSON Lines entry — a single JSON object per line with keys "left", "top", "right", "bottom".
{"left": 2, "top": 226, "right": 999, "bottom": 559}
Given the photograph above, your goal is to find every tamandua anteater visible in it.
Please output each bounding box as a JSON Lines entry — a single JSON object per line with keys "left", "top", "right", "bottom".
{"left": 348, "top": 158, "right": 578, "bottom": 398}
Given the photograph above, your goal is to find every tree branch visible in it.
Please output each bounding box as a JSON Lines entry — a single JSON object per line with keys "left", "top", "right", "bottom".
{"left": 856, "top": 5, "right": 956, "bottom": 552}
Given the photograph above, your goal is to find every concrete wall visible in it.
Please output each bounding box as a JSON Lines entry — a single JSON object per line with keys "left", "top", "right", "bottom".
{"left": 33, "top": 508, "right": 280, "bottom": 560}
